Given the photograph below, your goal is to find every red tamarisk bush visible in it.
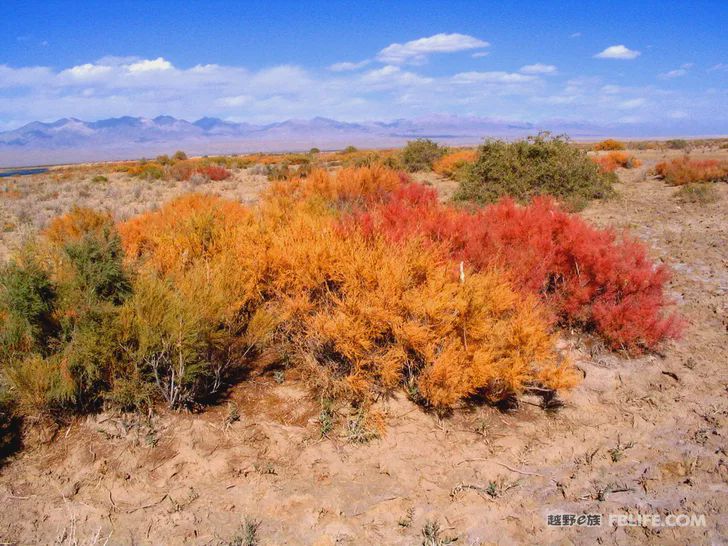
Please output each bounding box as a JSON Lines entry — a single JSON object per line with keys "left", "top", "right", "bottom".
{"left": 348, "top": 182, "right": 682, "bottom": 353}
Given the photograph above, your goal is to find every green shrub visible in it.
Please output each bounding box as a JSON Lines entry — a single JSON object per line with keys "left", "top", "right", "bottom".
{"left": 62, "top": 228, "right": 131, "bottom": 304}
{"left": 0, "top": 384, "right": 19, "bottom": 459}
{"left": 173, "top": 150, "right": 188, "bottom": 161}
{"left": 343, "top": 145, "right": 358, "bottom": 154}
{"left": 91, "top": 175, "right": 108, "bottom": 183}
{"left": 454, "top": 133, "right": 615, "bottom": 210}
{"left": 401, "top": 139, "right": 445, "bottom": 172}
{"left": 0, "top": 212, "right": 131, "bottom": 415}
{"left": 0, "top": 258, "right": 58, "bottom": 357}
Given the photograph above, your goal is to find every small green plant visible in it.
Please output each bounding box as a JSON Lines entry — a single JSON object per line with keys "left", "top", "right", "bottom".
{"left": 309, "top": 147, "right": 320, "bottom": 154}
{"left": 226, "top": 517, "right": 260, "bottom": 546}
{"left": 225, "top": 401, "right": 240, "bottom": 427}
{"left": 343, "top": 145, "right": 358, "bottom": 154}
{"left": 398, "top": 507, "right": 415, "bottom": 528}
{"left": 401, "top": 139, "right": 445, "bottom": 172}
{"left": 421, "top": 520, "right": 456, "bottom": 546}
{"left": 608, "top": 435, "right": 634, "bottom": 462}
{"left": 346, "top": 408, "right": 379, "bottom": 443}
{"left": 673, "top": 182, "right": 720, "bottom": 204}
{"left": 318, "top": 398, "right": 335, "bottom": 438}
{"left": 172, "top": 150, "right": 188, "bottom": 161}
{"left": 91, "top": 175, "right": 108, "bottom": 183}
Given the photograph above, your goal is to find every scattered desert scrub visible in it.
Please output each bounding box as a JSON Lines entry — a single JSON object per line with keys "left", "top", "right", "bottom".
{"left": 432, "top": 150, "right": 478, "bottom": 177}
{"left": 349, "top": 181, "right": 681, "bottom": 353}
{"left": 665, "top": 139, "right": 689, "bottom": 150}
{"left": 454, "top": 133, "right": 615, "bottom": 210}
{"left": 401, "top": 139, "right": 446, "bottom": 172}
{"left": 593, "top": 139, "right": 625, "bottom": 151}
{"left": 673, "top": 183, "right": 720, "bottom": 204}
{"left": 655, "top": 156, "right": 728, "bottom": 185}
{"left": 592, "top": 151, "right": 642, "bottom": 173}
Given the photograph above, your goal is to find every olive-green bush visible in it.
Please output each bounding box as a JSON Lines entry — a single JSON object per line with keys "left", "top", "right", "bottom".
{"left": 454, "top": 133, "right": 615, "bottom": 210}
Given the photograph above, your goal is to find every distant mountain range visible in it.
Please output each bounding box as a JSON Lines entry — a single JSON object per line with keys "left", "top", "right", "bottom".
{"left": 0, "top": 114, "right": 619, "bottom": 166}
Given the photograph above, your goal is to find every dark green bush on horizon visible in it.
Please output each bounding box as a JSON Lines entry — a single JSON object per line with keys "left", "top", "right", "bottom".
{"left": 401, "top": 139, "right": 445, "bottom": 172}
{"left": 453, "top": 133, "right": 615, "bottom": 210}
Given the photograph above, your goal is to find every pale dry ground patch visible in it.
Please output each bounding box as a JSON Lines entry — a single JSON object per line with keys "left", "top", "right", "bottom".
{"left": 0, "top": 149, "right": 726, "bottom": 545}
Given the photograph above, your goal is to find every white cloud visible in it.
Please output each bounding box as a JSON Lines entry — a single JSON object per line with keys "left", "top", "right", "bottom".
{"left": 520, "top": 63, "right": 557, "bottom": 75}
{"left": 669, "top": 110, "right": 689, "bottom": 119}
{"left": 217, "top": 95, "right": 252, "bottom": 107}
{"left": 0, "top": 64, "right": 54, "bottom": 87}
{"left": 0, "top": 52, "right": 722, "bottom": 132}
{"left": 452, "top": 71, "right": 537, "bottom": 84}
{"left": 128, "top": 57, "right": 173, "bottom": 73}
{"left": 62, "top": 63, "right": 113, "bottom": 79}
{"left": 616, "top": 98, "right": 646, "bottom": 109}
{"left": 594, "top": 45, "right": 641, "bottom": 60}
{"left": 359, "top": 65, "right": 432, "bottom": 88}
{"left": 377, "top": 33, "right": 489, "bottom": 64}
{"left": 659, "top": 68, "right": 687, "bottom": 79}
{"left": 570, "top": 32, "right": 582, "bottom": 38}
{"left": 328, "top": 60, "right": 371, "bottom": 72}
{"left": 471, "top": 52, "right": 489, "bottom": 59}
{"left": 708, "top": 63, "right": 728, "bottom": 72}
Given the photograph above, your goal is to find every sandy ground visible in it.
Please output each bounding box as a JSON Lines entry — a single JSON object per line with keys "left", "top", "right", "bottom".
{"left": 0, "top": 151, "right": 727, "bottom": 545}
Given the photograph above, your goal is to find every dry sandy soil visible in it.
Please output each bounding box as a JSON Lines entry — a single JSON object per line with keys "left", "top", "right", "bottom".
{"left": 0, "top": 150, "right": 727, "bottom": 545}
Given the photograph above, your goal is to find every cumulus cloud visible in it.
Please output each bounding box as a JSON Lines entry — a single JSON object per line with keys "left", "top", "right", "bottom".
{"left": 377, "top": 33, "right": 488, "bottom": 64}
{"left": 594, "top": 45, "right": 641, "bottom": 60}
{"left": 127, "top": 57, "right": 173, "bottom": 73}
{"left": 520, "top": 63, "right": 557, "bottom": 75}
{"left": 0, "top": 50, "right": 720, "bottom": 132}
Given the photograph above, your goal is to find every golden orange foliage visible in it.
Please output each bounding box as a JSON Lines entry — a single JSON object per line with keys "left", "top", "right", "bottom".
{"left": 592, "top": 151, "right": 642, "bottom": 173}
{"left": 433, "top": 150, "right": 478, "bottom": 177}
{"left": 118, "top": 166, "right": 576, "bottom": 409}
{"left": 593, "top": 139, "right": 625, "bottom": 151}
{"left": 264, "top": 165, "right": 402, "bottom": 204}
{"left": 44, "top": 207, "right": 114, "bottom": 245}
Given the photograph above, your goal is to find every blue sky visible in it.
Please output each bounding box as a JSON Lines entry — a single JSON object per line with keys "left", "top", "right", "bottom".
{"left": 1, "top": 0, "right": 727, "bottom": 134}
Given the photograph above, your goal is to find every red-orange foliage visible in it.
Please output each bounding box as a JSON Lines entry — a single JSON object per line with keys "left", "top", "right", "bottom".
{"left": 592, "top": 151, "right": 642, "bottom": 173}
{"left": 347, "top": 182, "right": 682, "bottom": 353}
{"left": 655, "top": 156, "right": 728, "bottom": 185}
{"left": 198, "top": 165, "right": 232, "bottom": 181}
